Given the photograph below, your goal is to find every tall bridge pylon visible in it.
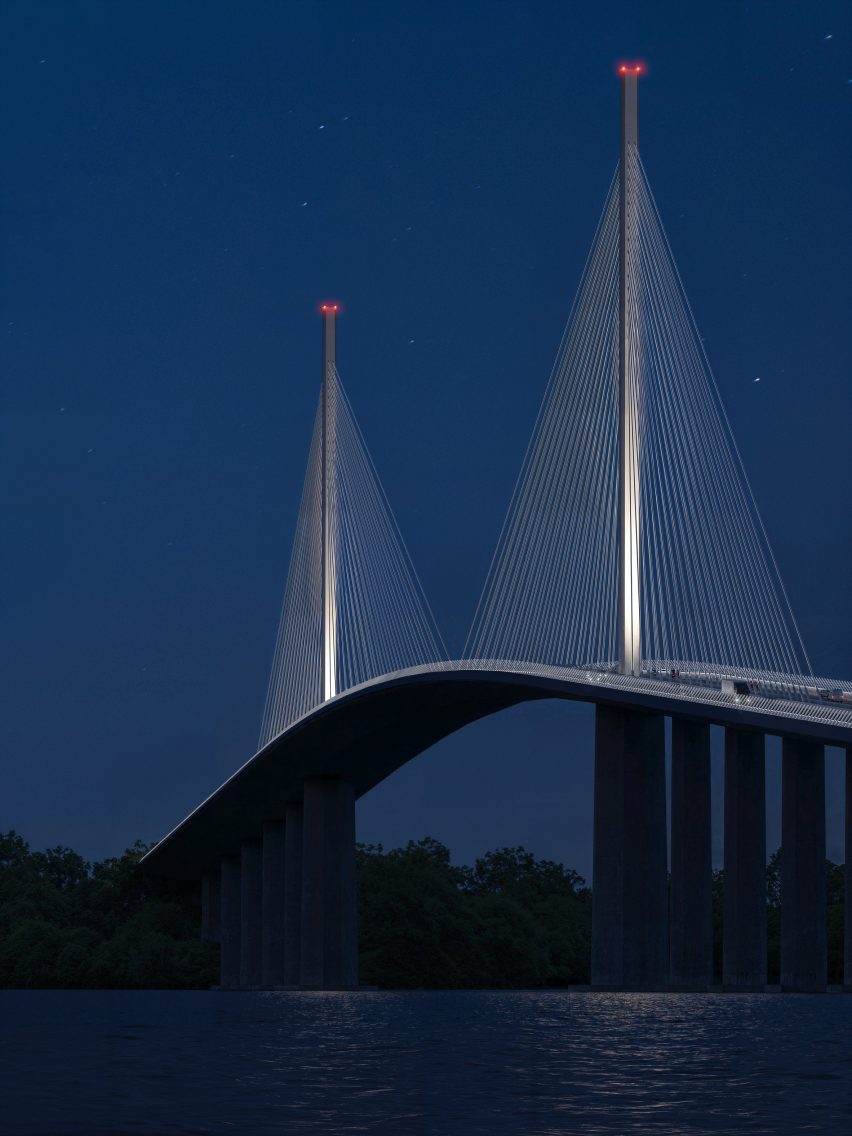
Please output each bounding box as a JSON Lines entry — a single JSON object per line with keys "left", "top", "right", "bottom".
{"left": 466, "top": 66, "right": 810, "bottom": 684}
{"left": 618, "top": 67, "right": 641, "bottom": 676}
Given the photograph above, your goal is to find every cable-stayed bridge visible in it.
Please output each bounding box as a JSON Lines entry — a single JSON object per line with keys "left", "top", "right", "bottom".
{"left": 142, "top": 70, "right": 852, "bottom": 995}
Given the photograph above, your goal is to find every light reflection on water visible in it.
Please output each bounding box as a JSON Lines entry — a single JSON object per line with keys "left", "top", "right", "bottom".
{"left": 1, "top": 990, "right": 851, "bottom": 1134}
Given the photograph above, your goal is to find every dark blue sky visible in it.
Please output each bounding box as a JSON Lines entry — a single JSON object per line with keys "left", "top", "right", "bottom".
{"left": 2, "top": 1, "right": 850, "bottom": 876}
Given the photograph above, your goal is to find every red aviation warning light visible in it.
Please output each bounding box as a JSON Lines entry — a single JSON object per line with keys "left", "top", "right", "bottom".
{"left": 320, "top": 302, "right": 340, "bottom": 313}
{"left": 617, "top": 62, "right": 644, "bottom": 75}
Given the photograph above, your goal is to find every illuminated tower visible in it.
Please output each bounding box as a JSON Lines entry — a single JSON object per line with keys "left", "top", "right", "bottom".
{"left": 618, "top": 65, "right": 642, "bottom": 676}
{"left": 321, "top": 304, "right": 338, "bottom": 700}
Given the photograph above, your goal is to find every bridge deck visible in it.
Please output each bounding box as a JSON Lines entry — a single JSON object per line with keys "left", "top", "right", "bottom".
{"left": 140, "top": 662, "right": 852, "bottom": 881}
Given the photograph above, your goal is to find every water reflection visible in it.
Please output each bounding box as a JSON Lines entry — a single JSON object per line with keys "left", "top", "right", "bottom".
{"left": 1, "top": 990, "right": 850, "bottom": 1134}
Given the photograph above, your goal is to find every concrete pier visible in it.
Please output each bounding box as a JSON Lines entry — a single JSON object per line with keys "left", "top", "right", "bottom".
{"left": 284, "top": 800, "right": 304, "bottom": 987}
{"left": 219, "top": 854, "right": 241, "bottom": 989}
{"left": 670, "top": 718, "right": 712, "bottom": 988}
{"left": 592, "top": 704, "right": 668, "bottom": 989}
{"left": 723, "top": 729, "right": 766, "bottom": 990}
{"left": 239, "top": 840, "right": 263, "bottom": 988}
{"left": 201, "top": 868, "right": 221, "bottom": 943}
{"left": 262, "top": 819, "right": 286, "bottom": 987}
{"left": 781, "top": 738, "right": 826, "bottom": 991}
{"left": 846, "top": 747, "right": 852, "bottom": 992}
{"left": 300, "top": 777, "right": 358, "bottom": 990}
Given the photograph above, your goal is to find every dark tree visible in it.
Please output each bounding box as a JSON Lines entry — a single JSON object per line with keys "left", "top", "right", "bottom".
{"left": 0, "top": 832, "right": 217, "bottom": 988}
{"left": 2, "top": 831, "right": 841, "bottom": 989}
{"left": 356, "top": 839, "right": 592, "bottom": 988}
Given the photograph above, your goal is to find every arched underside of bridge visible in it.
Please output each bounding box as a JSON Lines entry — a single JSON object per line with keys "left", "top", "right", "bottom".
{"left": 141, "top": 665, "right": 850, "bottom": 883}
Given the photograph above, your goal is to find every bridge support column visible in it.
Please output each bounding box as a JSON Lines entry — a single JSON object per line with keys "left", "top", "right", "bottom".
{"left": 201, "top": 868, "right": 221, "bottom": 943}
{"left": 846, "top": 747, "right": 852, "bottom": 991}
{"left": 219, "top": 854, "right": 241, "bottom": 989}
{"left": 781, "top": 738, "right": 826, "bottom": 991}
{"left": 670, "top": 718, "right": 712, "bottom": 989}
{"left": 300, "top": 777, "right": 358, "bottom": 990}
{"left": 262, "top": 819, "right": 286, "bottom": 987}
{"left": 723, "top": 729, "right": 766, "bottom": 990}
{"left": 239, "top": 840, "right": 263, "bottom": 988}
{"left": 592, "top": 704, "right": 667, "bottom": 989}
{"left": 284, "top": 800, "right": 304, "bottom": 987}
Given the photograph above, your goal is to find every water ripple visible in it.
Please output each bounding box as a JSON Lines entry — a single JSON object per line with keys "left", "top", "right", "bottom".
{"left": 1, "top": 990, "right": 851, "bottom": 1134}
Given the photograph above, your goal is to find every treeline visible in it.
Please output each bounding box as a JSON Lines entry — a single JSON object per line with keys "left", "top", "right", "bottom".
{"left": 360, "top": 843, "right": 845, "bottom": 986}
{"left": 0, "top": 833, "right": 591, "bottom": 989}
{"left": 357, "top": 839, "right": 592, "bottom": 987}
{"left": 764, "top": 850, "right": 845, "bottom": 984}
{"left": 707, "top": 852, "right": 845, "bottom": 984}
{"left": 0, "top": 831, "right": 845, "bottom": 988}
{"left": 0, "top": 832, "right": 218, "bottom": 988}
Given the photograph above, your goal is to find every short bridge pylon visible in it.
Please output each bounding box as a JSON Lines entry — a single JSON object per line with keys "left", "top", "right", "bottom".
{"left": 260, "top": 307, "right": 447, "bottom": 746}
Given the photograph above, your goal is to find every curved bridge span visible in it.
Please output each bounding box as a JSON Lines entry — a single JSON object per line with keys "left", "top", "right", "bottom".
{"left": 143, "top": 661, "right": 852, "bottom": 882}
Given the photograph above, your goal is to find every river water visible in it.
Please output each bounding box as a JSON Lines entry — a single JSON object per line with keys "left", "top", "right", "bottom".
{"left": 1, "top": 990, "right": 850, "bottom": 1134}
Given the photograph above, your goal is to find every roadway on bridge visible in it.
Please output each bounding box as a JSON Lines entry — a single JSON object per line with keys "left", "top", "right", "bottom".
{"left": 141, "top": 661, "right": 852, "bottom": 881}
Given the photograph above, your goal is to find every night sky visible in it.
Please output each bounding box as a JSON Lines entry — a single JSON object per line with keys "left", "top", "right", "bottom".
{"left": 2, "top": 1, "right": 850, "bottom": 879}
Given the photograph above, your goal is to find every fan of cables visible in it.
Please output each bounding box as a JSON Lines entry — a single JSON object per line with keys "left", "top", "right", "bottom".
{"left": 466, "top": 154, "right": 809, "bottom": 681}
{"left": 259, "top": 365, "right": 447, "bottom": 745}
